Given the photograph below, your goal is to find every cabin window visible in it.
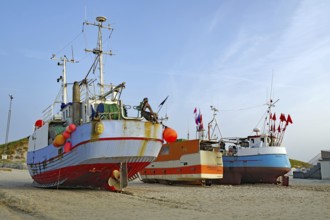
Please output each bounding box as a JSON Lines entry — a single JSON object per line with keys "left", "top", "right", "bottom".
{"left": 159, "top": 146, "right": 169, "bottom": 155}
{"left": 240, "top": 141, "right": 249, "bottom": 148}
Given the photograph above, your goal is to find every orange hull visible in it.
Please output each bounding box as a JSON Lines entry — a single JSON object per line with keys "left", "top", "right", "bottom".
{"left": 140, "top": 139, "right": 223, "bottom": 185}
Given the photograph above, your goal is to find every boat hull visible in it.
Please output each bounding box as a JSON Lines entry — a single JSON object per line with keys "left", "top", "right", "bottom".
{"left": 27, "top": 120, "right": 163, "bottom": 189}
{"left": 31, "top": 161, "right": 150, "bottom": 189}
{"left": 214, "top": 153, "right": 291, "bottom": 185}
{"left": 140, "top": 139, "right": 223, "bottom": 185}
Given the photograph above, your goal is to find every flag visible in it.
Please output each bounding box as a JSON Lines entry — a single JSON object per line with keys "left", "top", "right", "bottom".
{"left": 286, "top": 114, "right": 293, "bottom": 125}
{"left": 277, "top": 125, "right": 281, "bottom": 132}
{"left": 280, "top": 113, "right": 286, "bottom": 122}
{"left": 194, "top": 108, "right": 203, "bottom": 131}
{"left": 159, "top": 96, "right": 169, "bottom": 107}
{"left": 198, "top": 110, "right": 203, "bottom": 130}
{"left": 194, "top": 108, "right": 198, "bottom": 125}
{"left": 272, "top": 113, "right": 276, "bottom": 121}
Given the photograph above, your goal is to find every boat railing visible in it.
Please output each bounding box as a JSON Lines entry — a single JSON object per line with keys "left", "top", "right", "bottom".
{"left": 42, "top": 104, "right": 54, "bottom": 122}
{"left": 119, "top": 101, "right": 144, "bottom": 121}
{"left": 98, "top": 111, "right": 121, "bottom": 120}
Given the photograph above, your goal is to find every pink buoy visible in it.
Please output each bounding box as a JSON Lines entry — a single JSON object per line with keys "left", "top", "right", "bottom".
{"left": 62, "top": 131, "right": 71, "bottom": 139}
{"left": 64, "top": 142, "right": 72, "bottom": 153}
{"left": 66, "top": 126, "right": 71, "bottom": 133}
{"left": 69, "top": 124, "right": 76, "bottom": 132}
{"left": 66, "top": 124, "right": 77, "bottom": 133}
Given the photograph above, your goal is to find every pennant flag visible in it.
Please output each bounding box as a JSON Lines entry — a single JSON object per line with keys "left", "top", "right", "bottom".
{"left": 271, "top": 124, "right": 275, "bottom": 132}
{"left": 280, "top": 113, "right": 286, "bottom": 122}
{"left": 272, "top": 113, "right": 276, "bottom": 121}
{"left": 286, "top": 114, "right": 293, "bottom": 124}
{"left": 277, "top": 125, "right": 281, "bottom": 132}
{"left": 159, "top": 96, "right": 169, "bottom": 107}
{"left": 194, "top": 107, "right": 198, "bottom": 125}
{"left": 270, "top": 113, "right": 273, "bottom": 120}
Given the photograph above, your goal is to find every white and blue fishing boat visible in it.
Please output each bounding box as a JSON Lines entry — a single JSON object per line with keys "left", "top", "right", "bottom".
{"left": 215, "top": 99, "right": 292, "bottom": 185}
{"left": 26, "top": 16, "right": 170, "bottom": 191}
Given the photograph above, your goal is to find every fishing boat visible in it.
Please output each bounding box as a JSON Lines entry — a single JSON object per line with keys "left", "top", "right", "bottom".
{"left": 214, "top": 98, "right": 292, "bottom": 185}
{"left": 139, "top": 107, "right": 223, "bottom": 186}
{"left": 26, "top": 16, "right": 172, "bottom": 191}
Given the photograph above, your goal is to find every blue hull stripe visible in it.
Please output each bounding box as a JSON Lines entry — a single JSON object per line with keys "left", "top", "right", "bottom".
{"left": 223, "top": 154, "right": 291, "bottom": 168}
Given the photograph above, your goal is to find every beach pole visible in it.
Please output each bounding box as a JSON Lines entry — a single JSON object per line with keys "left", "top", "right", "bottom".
{"left": 2, "top": 95, "right": 14, "bottom": 162}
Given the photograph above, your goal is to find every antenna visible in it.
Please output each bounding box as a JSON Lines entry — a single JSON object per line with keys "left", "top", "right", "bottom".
{"left": 270, "top": 70, "right": 274, "bottom": 101}
{"left": 70, "top": 46, "right": 79, "bottom": 63}
{"left": 84, "top": 6, "right": 87, "bottom": 21}
{"left": 84, "top": 16, "right": 113, "bottom": 96}
{"left": 51, "top": 54, "right": 78, "bottom": 104}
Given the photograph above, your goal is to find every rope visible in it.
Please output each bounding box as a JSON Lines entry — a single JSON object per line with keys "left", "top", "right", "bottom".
{"left": 54, "top": 31, "right": 83, "bottom": 56}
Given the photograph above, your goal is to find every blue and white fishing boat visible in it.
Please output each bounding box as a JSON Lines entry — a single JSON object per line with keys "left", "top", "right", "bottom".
{"left": 215, "top": 99, "right": 292, "bottom": 185}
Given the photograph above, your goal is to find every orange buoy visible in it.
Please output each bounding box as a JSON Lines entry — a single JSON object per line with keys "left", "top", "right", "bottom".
{"left": 64, "top": 142, "right": 72, "bottom": 153}
{"left": 53, "top": 134, "right": 66, "bottom": 147}
{"left": 163, "top": 127, "right": 177, "bottom": 143}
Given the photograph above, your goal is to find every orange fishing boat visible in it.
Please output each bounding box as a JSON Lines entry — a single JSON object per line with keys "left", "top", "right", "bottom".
{"left": 140, "top": 107, "right": 223, "bottom": 185}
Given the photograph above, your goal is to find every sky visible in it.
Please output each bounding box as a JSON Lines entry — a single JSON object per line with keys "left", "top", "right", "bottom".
{"left": 0, "top": 0, "right": 329, "bottom": 162}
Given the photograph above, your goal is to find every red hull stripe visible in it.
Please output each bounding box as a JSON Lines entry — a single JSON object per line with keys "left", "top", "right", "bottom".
{"left": 141, "top": 164, "right": 223, "bottom": 176}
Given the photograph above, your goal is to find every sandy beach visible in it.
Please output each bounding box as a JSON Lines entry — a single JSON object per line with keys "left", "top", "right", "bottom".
{"left": 1, "top": 169, "right": 330, "bottom": 220}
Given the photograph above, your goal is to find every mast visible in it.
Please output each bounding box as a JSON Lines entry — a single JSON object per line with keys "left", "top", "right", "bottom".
{"left": 51, "top": 55, "right": 77, "bottom": 104}
{"left": 208, "top": 106, "right": 222, "bottom": 140}
{"left": 2, "top": 95, "right": 13, "bottom": 160}
{"left": 84, "top": 16, "right": 113, "bottom": 96}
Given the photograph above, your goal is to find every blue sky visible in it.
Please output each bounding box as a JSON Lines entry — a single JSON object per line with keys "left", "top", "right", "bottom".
{"left": 1, "top": 0, "right": 329, "bottom": 162}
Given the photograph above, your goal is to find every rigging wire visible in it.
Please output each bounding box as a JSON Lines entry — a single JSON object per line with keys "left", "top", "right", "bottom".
{"left": 219, "top": 104, "right": 265, "bottom": 112}
{"left": 250, "top": 111, "right": 268, "bottom": 136}
{"left": 54, "top": 31, "right": 83, "bottom": 56}
{"left": 82, "top": 54, "right": 100, "bottom": 82}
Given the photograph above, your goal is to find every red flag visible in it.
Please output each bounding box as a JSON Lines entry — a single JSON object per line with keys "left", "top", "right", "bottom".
{"left": 270, "top": 113, "right": 272, "bottom": 120}
{"left": 280, "top": 113, "right": 286, "bottom": 122}
{"left": 287, "top": 114, "right": 293, "bottom": 124}
{"left": 272, "top": 113, "right": 276, "bottom": 121}
{"left": 278, "top": 125, "right": 281, "bottom": 132}
{"left": 199, "top": 122, "right": 204, "bottom": 130}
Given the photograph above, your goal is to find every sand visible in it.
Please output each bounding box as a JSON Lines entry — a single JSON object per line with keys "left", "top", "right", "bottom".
{"left": 1, "top": 169, "right": 330, "bottom": 220}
